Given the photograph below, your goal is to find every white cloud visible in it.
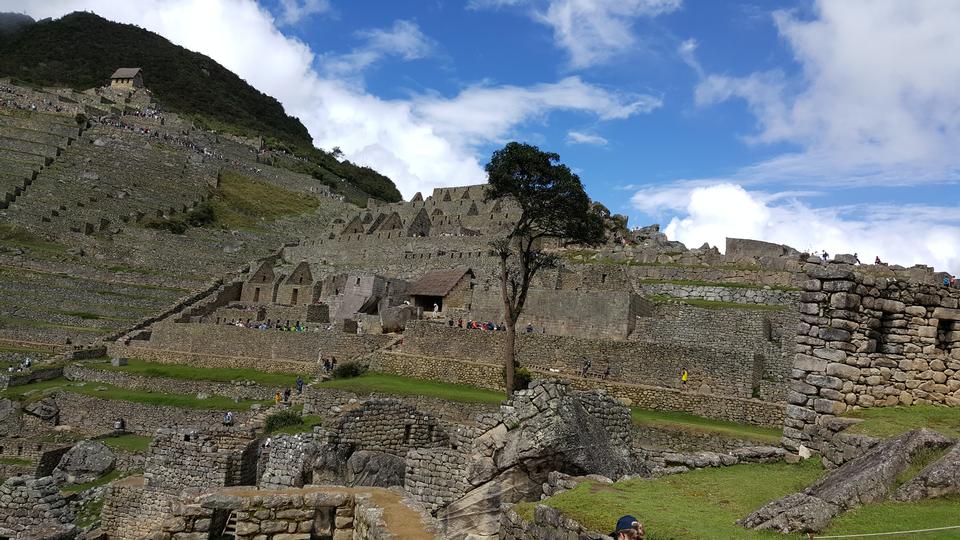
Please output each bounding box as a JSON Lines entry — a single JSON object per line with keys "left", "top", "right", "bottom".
{"left": 566, "top": 130, "right": 608, "bottom": 146}
{"left": 6, "top": 0, "right": 660, "bottom": 199}
{"left": 470, "top": 0, "right": 682, "bottom": 68}
{"left": 633, "top": 183, "right": 960, "bottom": 275}
{"left": 693, "top": 0, "right": 960, "bottom": 186}
{"left": 277, "top": 0, "right": 330, "bottom": 25}
{"left": 677, "top": 37, "right": 701, "bottom": 76}
{"left": 321, "top": 19, "right": 435, "bottom": 77}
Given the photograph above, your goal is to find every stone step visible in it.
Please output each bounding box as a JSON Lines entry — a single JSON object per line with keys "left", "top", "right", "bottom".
{"left": 0, "top": 110, "right": 81, "bottom": 138}
{"left": 0, "top": 125, "right": 71, "bottom": 148}
{"left": 0, "top": 147, "right": 48, "bottom": 168}
{"left": 0, "top": 135, "right": 62, "bottom": 158}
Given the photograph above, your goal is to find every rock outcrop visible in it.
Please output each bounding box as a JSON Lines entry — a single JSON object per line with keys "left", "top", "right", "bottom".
{"left": 740, "top": 429, "right": 953, "bottom": 533}
{"left": 345, "top": 450, "right": 406, "bottom": 487}
{"left": 54, "top": 440, "right": 116, "bottom": 483}
{"left": 892, "top": 442, "right": 960, "bottom": 501}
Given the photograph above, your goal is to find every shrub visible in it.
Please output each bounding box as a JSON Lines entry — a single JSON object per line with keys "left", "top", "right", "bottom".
{"left": 514, "top": 367, "right": 532, "bottom": 390}
{"left": 74, "top": 112, "right": 87, "bottom": 126}
{"left": 332, "top": 361, "right": 367, "bottom": 380}
{"left": 142, "top": 216, "right": 188, "bottom": 234}
{"left": 184, "top": 201, "right": 215, "bottom": 227}
{"left": 264, "top": 409, "right": 302, "bottom": 434}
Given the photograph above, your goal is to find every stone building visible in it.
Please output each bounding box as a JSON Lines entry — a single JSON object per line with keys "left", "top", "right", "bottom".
{"left": 109, "top": 67, "right": 144, "bottom": 89}
{"left": 240, "top": 260, "right": 280, "bottom": 304}
{"left": 276, "top": 260, "right": 315, "bottom": 305}
{"left": 408, "top": 266, "right": 475, "bottom": 312}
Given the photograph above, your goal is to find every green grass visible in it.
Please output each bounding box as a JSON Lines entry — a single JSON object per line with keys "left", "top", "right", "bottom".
{"left": 74, "top": 495, "right": 104, "bottom": 528}
{"left": 0, "top": 344, "right": 52, "bottom": 355}
{"left": 0, "top": 377, "right": 270, "bottom": 410}
{"left": 95, "top": 358, "right": 305, "bottom": 388}
{"left": 845, "top": 405, "right": 960, "bottom": 439}
{"left": 61, "top": 469, "right": 125, "bottom": 493}
{"left": 631, "top": 408, "right": 782, "bottom": 444}
{"left": 647, "top": 295, "right": 787, "bottom": 311}
{"left": 0, "top": 223, "right": 65, "bottom": 253}
{"left": 99, "top": 434, "right": 153, "bottom": 453}
{"left": 211, "top": 169, "right": 321, "bottom": 230}
{"left": 893, "top": 446, "right": 951, "bottom": 489}
{"left": 318, "top": 372, "right": 506, "bottom": 405}
{"left": 0, "top": 457, "right": 32, "bottom": 466}
{"left": 268, "top": 414, "right": 324, "bottom": 436}
{"left": 529, "top": 460, "right": 960, "bottom": 539}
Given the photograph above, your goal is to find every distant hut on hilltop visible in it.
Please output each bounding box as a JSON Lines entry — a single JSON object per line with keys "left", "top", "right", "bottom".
{"left": 110, "top": 67, "right": 144, "bottom": 89}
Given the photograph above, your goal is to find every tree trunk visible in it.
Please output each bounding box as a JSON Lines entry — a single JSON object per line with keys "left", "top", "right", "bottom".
{"left": 504, "top": 319, "right": 516, "bottom": 397}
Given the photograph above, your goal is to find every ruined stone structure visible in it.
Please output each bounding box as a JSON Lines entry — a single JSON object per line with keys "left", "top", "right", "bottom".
{"left": 782, "top": 260, "right": 960, "bottom": 454}
{"left": 109, "top": 67, "right": 144, "bottom": 89}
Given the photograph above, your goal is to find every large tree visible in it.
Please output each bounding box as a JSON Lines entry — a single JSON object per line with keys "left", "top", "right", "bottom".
{"left": 484, "top": 142, "right": 606, "bottom": 396}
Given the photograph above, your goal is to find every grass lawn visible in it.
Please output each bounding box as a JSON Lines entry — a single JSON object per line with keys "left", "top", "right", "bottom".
{"left": 318, "top": 373, "right": 505, "bottom": 405}
{"left": 638, "top": 278, "right": 799, "bottom": 292}
{"left": 529, "top": 459, "right": 960, "bottom": 539}
{"left": 0, "top": 377, "right": 270, "bottom": 410}
{"left": 631, "top": 408, "right": 782, "bottom": 444}
{"left": 844, "top": 405, "right": 960, "bottom": 439}
{"left": 62, "top": 469, "right": 126, "bottom": 493}
{"left": 0, "top": 457, "right": 32, "bottom": 466}
{"left": 269, "top": 414, "right": 324, "bottom": 436}
{"left": 211, "top": 169, "right": 320, "bottom": 230}
{"left": 95, "top": 358, "right": 305, "bottom": 388}
{"left": 0, "top": 315, "right": 111, "bottom": 333}
{"left": 99, "top": 434, "right": 153, "bottom": 453}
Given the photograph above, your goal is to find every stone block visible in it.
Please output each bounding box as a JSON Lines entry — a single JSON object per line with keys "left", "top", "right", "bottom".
{"left": 876, "top": 299, "right": 907, "bottom": 313}
{"left": 794, "top": 355, "right": 828, "bottom": 373}
{"left": 802, "top": 279, "right": 822, "bottom": 291}
{"left": 819, "top": 327, "right": 852, "bottom": 342}
{"left": 823, "top": 280, "right": 857, "bottom": 292}
{"left": 933, "top": 307, "right": 960, "bottom": 320}
{"left": 806, "top": 374, "right": 843, "bottom": 390}
{"left": 813, "top": 348, "right": 847, "bottom": 363}
{"left": 826, "top": 362, "right": 860, "bottom": 381}
{"left": 830, "top": 293, "right": 861, "bottom": 310}
{"left": 814, "top": 399, "right": 846, "bottom": 415}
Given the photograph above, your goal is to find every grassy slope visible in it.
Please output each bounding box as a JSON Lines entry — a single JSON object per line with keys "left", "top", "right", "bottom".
{"left": 0, "top": 377, "right": 268, "bottom": 410}
{"left": 95, "top": 357, "right": 305, "bottom": 388}
{"left": 845, "top": 405, "right": 960, "bottom": 438}
{"left": 631, "top": 409, "right": 782, "bottom": 444}
{"left": 210, "top": 169, "right": 321, "bottom": 230}
{"left": 531, "top": 460, "right": 960, "bottom": 540}
{"left": 318, "top": 373, "right": 506, "bottom": 405}
{"left": 99, "top": 434, "right": 153, "bottom": 453}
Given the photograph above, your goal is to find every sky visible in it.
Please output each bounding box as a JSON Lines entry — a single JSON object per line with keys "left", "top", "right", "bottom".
{"left": 4, "top": 0, "right": 959, "bottom": 274}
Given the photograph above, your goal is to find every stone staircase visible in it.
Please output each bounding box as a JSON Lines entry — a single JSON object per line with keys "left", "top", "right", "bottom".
{"left": 0, "top": 109, "right": 81, "bottom": 210}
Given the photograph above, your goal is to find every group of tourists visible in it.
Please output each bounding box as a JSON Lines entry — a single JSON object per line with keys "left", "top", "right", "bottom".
{"left": 5, "top": 357, "right": 32, "bottom": 374}
{"left": 943, "top": 276, "right": 958, "bottom": 288}
{"left": 224, "top": 319, "right": 315, "bottom": 332}
{"left": 450, "top": 318, "right": 508, "bottom": 331}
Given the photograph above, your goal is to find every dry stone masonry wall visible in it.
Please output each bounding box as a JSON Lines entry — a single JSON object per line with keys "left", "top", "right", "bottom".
{"left": 783, "top": 260, "right": 960, "bottom": 452}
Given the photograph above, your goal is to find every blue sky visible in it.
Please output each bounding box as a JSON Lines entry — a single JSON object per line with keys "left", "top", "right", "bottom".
{"left": 6, "top": 0, "right": 960, "bottom": 274}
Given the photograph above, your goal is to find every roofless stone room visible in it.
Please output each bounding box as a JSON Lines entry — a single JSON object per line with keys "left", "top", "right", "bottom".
{"left": 0, "top": 3, "right": 957, "bottom": 539}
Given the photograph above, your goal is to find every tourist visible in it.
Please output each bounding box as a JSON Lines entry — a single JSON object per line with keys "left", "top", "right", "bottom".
{"left": 274, "top": 391, "right": 282, "bottom": 404}
{"left": 603, "top": 365, "right": 611, "bottom": 380}
{"left": 296, "top": 376, "right": 304, "bottom": 395}
{"left": 222, "top": 411, "right": 234, "bottom": 426}
{"left": 610, "top": 516, "right": 645, "bottom": 539}
{"left": 331, "top": 357, "right": 338, "bottom": 372}
{"left": 945, "top": 277, "right": 952, "bottom": 287}
{"left": 875, "top": 255, "right": 882, "bottom": 265}
{"left": 283, "top": 387, "right": 291, "bottom": 402}
{"left": 433, "top": 303, "right": 439, "bottom": 318}
{"left": 853, "top": 253, "right": 861, "bottom": 264}
{"left": 681, "top": 368, "right": 689, "bottom": 387}
{"left": 525, "top": 323, "right": 534, "bottom": 333}
{"left": 113, "top": 417, "right": 126, "bottom": 432}
{"left": 581, "top": 358, "right": 592, "bottom": 377}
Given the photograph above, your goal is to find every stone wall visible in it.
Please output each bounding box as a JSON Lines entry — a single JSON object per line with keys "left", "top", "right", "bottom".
{"left": 782, "top": 261, "right": 960, "bottom": 452}
{"left": 143, "top": 428, "right": 258, "bottom": 490}
{"left": 111, "top": 321, "right": 392, "bottom": 370}
{"left": 259, "top": 432, "right": 318, "bottom": 488}
{"left": 369, "top": 351, "right": 784, "bottom": 427}
{"left": 402, "top": 321, "right": 762, "bottom": 398}
{"left": 302, "top": 386, "right": 499, "bottom": 426}
{"left": 325, "top": 399, "right": 450, "bottom": 457}
{"left": 404, "top": 447, "right": 470, "bottom": 512}
{"left": 632, "top": 424, "right": 760, "bottom": 453}
{"left": 631, "top": 303, "right": 797, "bottom": 402}
{"left": 637, "top": 282, "right": 799, "bottom": 305}
{"left": 499, "top": 501, "right": 608, "bottom": 540}
{"left": 53, "top": 391, "right": 255, "bottom": 436}
{"left": 100, "top": 477, "right": 179, "bottom": 540}
{"left": 469, "top": 288, "right": 651, "bottom": 339}
{"left": 0, "top": 476, "right": 74, "bottom": 538}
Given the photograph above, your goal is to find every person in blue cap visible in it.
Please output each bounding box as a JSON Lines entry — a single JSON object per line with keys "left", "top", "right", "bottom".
{"left": 611, "top": 515, "right": 644, "bottom": 539}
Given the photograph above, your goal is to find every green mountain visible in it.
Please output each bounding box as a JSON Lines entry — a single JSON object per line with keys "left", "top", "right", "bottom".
{"left": 0, "top": 11, "right": 401, "bottom": 203}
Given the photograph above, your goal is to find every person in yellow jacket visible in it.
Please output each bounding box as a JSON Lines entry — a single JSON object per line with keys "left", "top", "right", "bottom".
{"left": 680, "top": 368, "right": 689, "bottom": 387}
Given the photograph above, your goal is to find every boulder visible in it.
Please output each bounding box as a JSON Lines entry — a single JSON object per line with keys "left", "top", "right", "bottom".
{"left": 437, "top": 467, "right": 541, "bottom": 540}
{"left": 345, "top": 450, "right": 405, "bottom": 487}
{"left": 739, "top": 429, "right": 953, "bottom": 533}
{"left": 380, "top": 304, "right": 419, "bottom": 333}
{"left": 892, "top": 442, "right": 960, "bottom": 501}
{"left": 24, "top": 398, "right": 59, "bottom": 422}
{"left": 54, "top": 440, "right": 116, "bottom": 483}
